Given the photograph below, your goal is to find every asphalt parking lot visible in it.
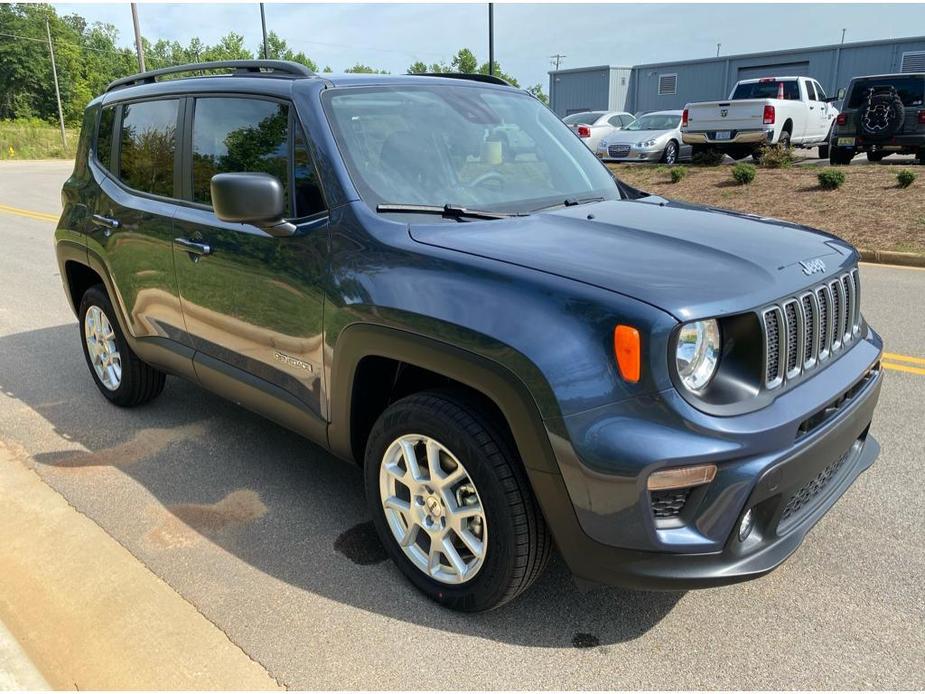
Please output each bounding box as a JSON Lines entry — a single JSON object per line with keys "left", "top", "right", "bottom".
{"left": 0, "top": 160, "right": 923, "bottom": 689}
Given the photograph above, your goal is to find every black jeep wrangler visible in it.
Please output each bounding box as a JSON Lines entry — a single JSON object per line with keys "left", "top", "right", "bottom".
{"left": 830, "top": 72, "right": 925, "bottom": 164}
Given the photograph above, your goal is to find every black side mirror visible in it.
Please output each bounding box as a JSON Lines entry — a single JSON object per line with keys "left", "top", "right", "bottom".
{"left": 211, "top": 172, "right": 296, "bottom": 237}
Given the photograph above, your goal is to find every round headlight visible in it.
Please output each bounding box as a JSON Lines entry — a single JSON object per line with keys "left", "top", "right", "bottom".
{"left": 675, "top": 319, "right": 721, "bottom": 391}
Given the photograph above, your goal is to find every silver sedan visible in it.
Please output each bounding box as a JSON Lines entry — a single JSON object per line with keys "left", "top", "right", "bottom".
{"left": 596, "top": 110, "right": 692, "bottom": 164}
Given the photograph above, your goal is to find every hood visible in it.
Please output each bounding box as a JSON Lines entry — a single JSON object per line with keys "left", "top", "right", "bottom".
{"left": 409, "top": 197, "right": 856, "bottom": 321}
{"left": 604, "top": 129, "right": 672, "bottom": 145}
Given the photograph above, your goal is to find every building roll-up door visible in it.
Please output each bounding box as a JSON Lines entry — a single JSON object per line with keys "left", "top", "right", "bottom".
{"left": 736, "top": 61, "right": 811, "bottom": 82}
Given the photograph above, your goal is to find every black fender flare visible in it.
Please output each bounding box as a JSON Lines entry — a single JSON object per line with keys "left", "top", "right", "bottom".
{"left": 326, "top": 322, "right": 561, "bottom": 476}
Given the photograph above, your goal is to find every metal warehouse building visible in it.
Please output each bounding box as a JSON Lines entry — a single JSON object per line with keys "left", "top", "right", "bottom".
{"left": 549, "top": 35, "right": 925, "bottom": 117}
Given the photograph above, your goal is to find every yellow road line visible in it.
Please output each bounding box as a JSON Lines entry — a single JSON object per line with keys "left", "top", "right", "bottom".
{"left": 883, "top": 361, "right": 925, "bottom": 376}
{"left": 883, "top": 352, "right": 925, "bottom": 366}
{"left": 0, "top": 203, "right": 58, "bottom": 223}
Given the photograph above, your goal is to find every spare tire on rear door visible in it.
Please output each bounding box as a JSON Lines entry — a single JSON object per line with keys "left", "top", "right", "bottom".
{"left": 858, "top": 86, "right": 906, "bottom": 141}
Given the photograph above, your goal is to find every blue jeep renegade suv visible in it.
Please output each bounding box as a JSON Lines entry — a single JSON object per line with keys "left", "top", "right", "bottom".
{"left": 55, "top": 61, "right": 883, "bottom": 611}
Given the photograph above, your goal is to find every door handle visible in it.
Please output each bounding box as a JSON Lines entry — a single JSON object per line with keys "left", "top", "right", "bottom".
{"left": 92, "top": 214, "right": 120, "bottom": 229}
{"left": 174, "top": 237, "right": 212, "bottom": 257}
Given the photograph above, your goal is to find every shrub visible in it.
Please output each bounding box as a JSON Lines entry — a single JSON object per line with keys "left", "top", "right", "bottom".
{"left": 756, "top": 144, "right": 794, "bottom": 169}
{"left": 897, "top": 169, "right": 917, "bottom": 188}
{"left": 691, "top": 148, "right": 725, "bottom": 167}
{"left": 732, "top": 163, "right": 757, "bottom": 185}
{"left": 817, "top": 169, "right": 846, "bottom": 190}
{"left": 669, "top": 166, "right": 687, "bottom": 183}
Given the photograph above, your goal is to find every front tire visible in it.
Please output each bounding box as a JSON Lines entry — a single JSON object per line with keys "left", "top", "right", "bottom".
{"left": 660, "top": 140, "right": 679, "bottom": 165}
{"left": 364, "top": 391, "right": 551, "bottom": 612}
{"left": 78, "top": 285, "right": 166, "bottom": 407}
{"left": 866, "top": 150, "right": 886, "bottom": 163}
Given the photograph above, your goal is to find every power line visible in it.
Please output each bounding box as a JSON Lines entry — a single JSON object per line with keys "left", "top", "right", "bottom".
{"left": 550, "top": 54, "right": 566, "bottom": 70}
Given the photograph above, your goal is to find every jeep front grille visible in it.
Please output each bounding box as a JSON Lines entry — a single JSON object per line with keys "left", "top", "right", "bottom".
{"left": 761, "top": 269, "right": 860, "bottom": 389}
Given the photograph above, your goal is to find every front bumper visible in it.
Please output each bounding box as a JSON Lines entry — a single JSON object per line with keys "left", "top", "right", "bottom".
{"left": 683, "top": 128, "right": 772, "bottom": 145}
{"left": 597, "top": 148, "right": 663, "bottom": 162}
{"left": 538, "top": 328, "right": 883, "bottom": 589}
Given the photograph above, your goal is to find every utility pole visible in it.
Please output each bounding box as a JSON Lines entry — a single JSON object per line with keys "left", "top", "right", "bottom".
{"left": 488, "top": 3, "right": 494, "bottom": 76}
{"left": 260, "top": 3, "right": 269, "bottom": 59}
{"left": 716, "top": 42, "right": 721, "bottom": 57}
{"left": 45, "top": 18, "right": 67, "bottom": 149}
{"left": 840, "top": 28, "right": 847, "bottom": 44}
{"left": 131, "top": 3, "right": 145, "bottom": 72}
{"left": 550, "top": 54, "right": 566, "bottom": 71}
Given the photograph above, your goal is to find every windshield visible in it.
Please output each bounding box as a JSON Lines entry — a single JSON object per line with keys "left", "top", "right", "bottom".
{"left": 847, "top": 77, "right": 925, "bottom": 108}
{"left": 563, "top": 111, "right": 604, "bottom": 125}
{"left": 324, "top": 85, "right": 621, "bottom": 213}
{"left": 731, "top": 80, "right": 800, "bottom": 100}
{"left": 625, "top": 114, "right": 680, "bottom": 131}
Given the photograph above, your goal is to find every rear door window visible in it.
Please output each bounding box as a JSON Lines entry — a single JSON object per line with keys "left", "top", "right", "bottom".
{"left": 191, "top": 97, "right": 289, "bottom": 207}
{"left": 118, "top": 99, "right": 179, "bottom": 197}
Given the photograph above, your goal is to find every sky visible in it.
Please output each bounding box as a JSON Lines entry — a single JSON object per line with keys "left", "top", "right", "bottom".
{"left": 53, "top": 2, "right": 925, "bottom": 89}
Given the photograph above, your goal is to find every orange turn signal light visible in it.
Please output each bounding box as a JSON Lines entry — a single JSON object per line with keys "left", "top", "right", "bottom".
{"left": 614, "top": 325, "right": 641, "bottom": 383}
{"left": 647, "top": 464, "right": 717, "bottom": 491}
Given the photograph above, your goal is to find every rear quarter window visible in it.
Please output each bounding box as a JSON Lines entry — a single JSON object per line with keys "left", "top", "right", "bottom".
{"left": 96, "top": 106, "right": 116, "bottom": 171}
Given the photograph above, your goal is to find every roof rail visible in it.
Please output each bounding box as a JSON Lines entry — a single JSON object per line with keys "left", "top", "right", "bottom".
{"left": 416, "top": 72, "right": 512, "bottom": 87}
{"left": 106, "top": 60, "right": 315, "bottom": 93}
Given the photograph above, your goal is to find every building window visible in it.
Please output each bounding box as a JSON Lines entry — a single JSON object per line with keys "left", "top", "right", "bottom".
{"left": 658, "top": 73, "right": 677, "bottom": 96}
{"left": 901, "top": 51, "right": 925, "bottom": 73}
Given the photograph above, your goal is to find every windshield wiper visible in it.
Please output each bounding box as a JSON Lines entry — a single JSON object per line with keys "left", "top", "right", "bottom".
{"left": 376, "top": 203, "right": 522, "bottom": 221}
{"left": 531, "top": 196, "right": 606, "bottom": 213}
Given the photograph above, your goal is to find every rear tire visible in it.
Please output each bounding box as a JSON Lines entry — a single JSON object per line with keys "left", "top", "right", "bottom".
{"left": 78, "top": 285, "right": 166, "bottom": 407}
{"left": 866, "top": 151, "right": 886, "bottom": 163}
{"left": 364, "top": 391, "right": 551, "bottom": 612}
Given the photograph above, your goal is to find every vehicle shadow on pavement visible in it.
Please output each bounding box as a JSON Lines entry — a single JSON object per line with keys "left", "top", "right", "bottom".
{"left": 0, "top": 324, "right": 683, "bottom": 647}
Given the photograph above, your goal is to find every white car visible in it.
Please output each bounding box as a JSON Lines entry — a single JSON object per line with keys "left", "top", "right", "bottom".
{"left": 596, "top": 110, "right": 692, "bottom": 164}
{"left": 682, "top": 76, "right": 839, "bottom": 161}
{"left": 563, "top": 110, "right": 636, "bottom": 151}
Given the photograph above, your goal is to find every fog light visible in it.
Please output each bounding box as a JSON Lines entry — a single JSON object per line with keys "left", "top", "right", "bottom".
{"left": 738, "top": 508, "right": 755, "bottom": 542}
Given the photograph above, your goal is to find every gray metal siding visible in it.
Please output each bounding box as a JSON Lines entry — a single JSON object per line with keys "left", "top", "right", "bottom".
{"left": 549, "top": 67, "right": 612, "bottom": 116}
{"left": 556, "top": 36, "right": 925, "bottom": 115}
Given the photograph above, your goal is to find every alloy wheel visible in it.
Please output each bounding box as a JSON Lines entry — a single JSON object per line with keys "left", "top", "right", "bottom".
{"left": 665, "top": 142, "right": 678, "bottom": 164}
{"left": 84, "top": 305, "right": 122, "bottom": 391}
{"left": 378, "top": 434, "right": 487, "bottom": 585}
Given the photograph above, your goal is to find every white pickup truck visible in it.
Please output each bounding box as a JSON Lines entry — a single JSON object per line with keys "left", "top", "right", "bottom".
{"left": 681, "top": 76, "right": 839, "bottom": 161}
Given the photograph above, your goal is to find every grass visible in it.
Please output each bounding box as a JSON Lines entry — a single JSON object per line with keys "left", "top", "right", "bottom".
{"left": 0, "top": 119, "right": 78, "bottom": 160}
{"left": 608, "top": 162, "right": 925, "bottom": 254}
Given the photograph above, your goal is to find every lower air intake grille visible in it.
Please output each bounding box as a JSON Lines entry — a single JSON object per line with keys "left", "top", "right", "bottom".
{"left": 780, "top": 449, "right": 851, "bottom": 524}
{"left": 650, "top": 488, "right": 691, "bottom": 518}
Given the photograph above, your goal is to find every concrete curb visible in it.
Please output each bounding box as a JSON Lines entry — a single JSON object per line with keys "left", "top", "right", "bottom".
{"left": 858, "top": 248, "right": 925, "bottom": 268}
{"left": 0, "top": 443, "right": 284, "bottom": 690}
{"left": 0, "top": 620, "right": 49, "bottom": 691}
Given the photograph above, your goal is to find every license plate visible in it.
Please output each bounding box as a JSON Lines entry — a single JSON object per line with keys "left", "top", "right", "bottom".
{"left": 837, "top": 137, "right": 855, "bottom": 146}
{"left": 715, "top": 131, "right": 732, "bottom": 141}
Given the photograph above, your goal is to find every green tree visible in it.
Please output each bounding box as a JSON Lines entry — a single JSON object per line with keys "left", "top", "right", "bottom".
{"left": 344, "top": 63, "right": 389, "bottom": 74}
{"left": 450, "top": 48, "right": 478, "bottom": 74}
{"left": 527, "top": 84, "right": 548, "bottom": 105}
{"left": 260, "top": 31, "right": 318, "bottom": 72}
{"left": 407, "top": 60, "right": 429, "bottom": 74}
